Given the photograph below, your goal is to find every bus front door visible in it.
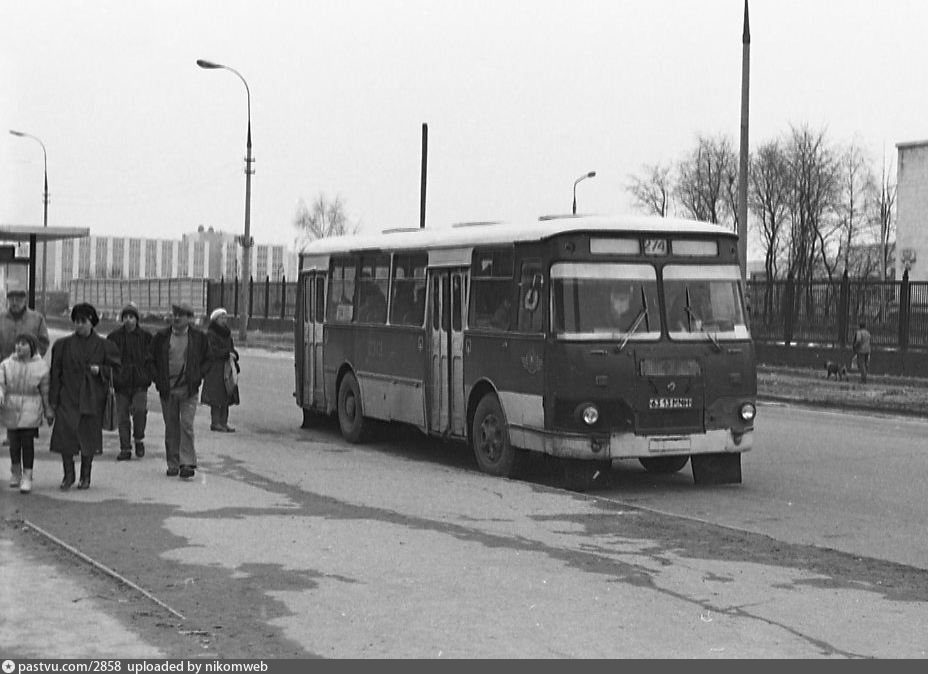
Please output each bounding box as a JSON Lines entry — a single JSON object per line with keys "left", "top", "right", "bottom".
{"left": 428, "top": 268, "right": 467, "bottom": 437}
{"left": 302, "top": 272, "right": 326, "bottom": 410}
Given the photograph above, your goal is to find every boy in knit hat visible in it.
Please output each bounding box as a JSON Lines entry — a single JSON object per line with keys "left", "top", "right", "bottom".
{"left": 106, "top": 302, "right": 153, "bottom": 460}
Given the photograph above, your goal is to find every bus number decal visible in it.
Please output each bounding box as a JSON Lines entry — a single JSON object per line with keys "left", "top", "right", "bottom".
{"left": 643, "top": 239, "right": 668, "bottom": 256}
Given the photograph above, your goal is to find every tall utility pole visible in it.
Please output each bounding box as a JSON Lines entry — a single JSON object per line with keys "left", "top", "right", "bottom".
{"left": 197, "top": 59, "right": 253, "bottom": 343}
{"left": 420, "top": 123, "right": 428, "bottom": 229}
{"left": 9, "top": 130, "right": 49, "bottom": 314}
{"left": 737, "top": 0, "right": 751, "bottom": 283}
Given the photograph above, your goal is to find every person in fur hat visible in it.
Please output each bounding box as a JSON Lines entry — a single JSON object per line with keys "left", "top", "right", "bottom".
{"left": 201, "top": 308, "right": 240, "bottom": 432}
{"left": 107, "top": 302, "right": 153, "bottom": 460}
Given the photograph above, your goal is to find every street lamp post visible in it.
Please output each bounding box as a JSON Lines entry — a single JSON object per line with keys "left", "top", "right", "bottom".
{"left": 197, "top": 58, "right": 254, "bottom": 343}
{"left": 9, "top": 129, "right": 49, "bottom": 314}
{"left": 572, "top": 171, "right": 596, "bottom": 215}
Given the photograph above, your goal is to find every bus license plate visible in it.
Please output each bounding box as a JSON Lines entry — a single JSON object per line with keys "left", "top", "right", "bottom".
{"left": 649, "top": 437, "right": 691, "bottom": 453}
{"left": 649, "top": 397, "right": 693, "bottom": 409}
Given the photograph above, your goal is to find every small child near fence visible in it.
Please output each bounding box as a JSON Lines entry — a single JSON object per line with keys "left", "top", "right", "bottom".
{"left": 0, "top": 333, "right": 53, "bottom": 493}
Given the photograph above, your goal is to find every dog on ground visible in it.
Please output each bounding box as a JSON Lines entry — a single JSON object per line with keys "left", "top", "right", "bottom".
{"left": 825, "top": 360, "right": 848, "bottom": 380}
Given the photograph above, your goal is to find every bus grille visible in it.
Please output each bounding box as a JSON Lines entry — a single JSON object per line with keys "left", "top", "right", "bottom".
{"left": 639, "top": 358, "right": 701, "bottom": 377}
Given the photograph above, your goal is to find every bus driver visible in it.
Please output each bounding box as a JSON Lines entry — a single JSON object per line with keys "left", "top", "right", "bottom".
{"left": 607, "top": 286, "right": 638, "bottom": 331}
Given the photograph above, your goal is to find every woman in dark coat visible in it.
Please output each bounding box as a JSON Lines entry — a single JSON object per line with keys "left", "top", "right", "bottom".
{"left": 200, "top": 308, "right": 239, "bottom": 432}
{"left": 49, "top": 303, "right": 120, "bottom": 489}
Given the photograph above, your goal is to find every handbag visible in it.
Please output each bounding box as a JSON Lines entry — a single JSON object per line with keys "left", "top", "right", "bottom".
{"left": 102, "top": 370, "right": 117, "bottom": 432}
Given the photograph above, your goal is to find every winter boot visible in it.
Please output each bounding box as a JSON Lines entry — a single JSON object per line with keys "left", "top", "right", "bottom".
{"left": 19, "top": 469, "right": 33, "bottom": 494}
{"left": 10, "top": 465, "right": 22, "bottom": 488}
{"left": 135, "top": 441, "right": 145, "bottom": 458}
{"left": 77, "top": 456, "right": 93, "bottom": 490}
{"left": 60, "top": 456, "right": 76, "bottom": 490}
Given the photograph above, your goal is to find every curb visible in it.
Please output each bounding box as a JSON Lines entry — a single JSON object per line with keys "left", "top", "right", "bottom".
{"left": 757, "top": 394, "right": 928, "bottom": 420}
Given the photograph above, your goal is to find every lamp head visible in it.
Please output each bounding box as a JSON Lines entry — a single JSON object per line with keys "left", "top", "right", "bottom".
{"left": 196, "top": 59, "right": 222, "bottom": 69}
{"left": 587, "top": 171, "right": 596, "bottom": 178}
{"left": 9, "top": 130, "right": 26, "bottom": 137}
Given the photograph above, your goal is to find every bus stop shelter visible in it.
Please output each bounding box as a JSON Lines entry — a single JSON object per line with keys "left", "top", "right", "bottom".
{"left": 0, "top": 224, "right": 90, "bottom": 311}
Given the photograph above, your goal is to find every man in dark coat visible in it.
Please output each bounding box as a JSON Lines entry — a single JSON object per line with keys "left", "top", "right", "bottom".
{"left": 107, "top": 302, "right": 153, "bottom": 460}
{"left": 0, "top": 280, "right": 50, "bottom": 446}
{"left": 147, "top": 302, "right": 209, "bottom": 480}
{"left": 49, "top": 303, "right": 121, "bottom": 490}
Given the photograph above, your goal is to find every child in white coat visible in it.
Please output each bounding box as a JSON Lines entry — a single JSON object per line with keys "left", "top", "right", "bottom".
{"left": 0, "top": 333, "right": 53, "bottom": 493}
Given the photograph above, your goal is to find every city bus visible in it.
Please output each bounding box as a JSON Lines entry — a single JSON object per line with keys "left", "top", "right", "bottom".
{"left": 295, "top": 214, "right": 756, "bottom": 488}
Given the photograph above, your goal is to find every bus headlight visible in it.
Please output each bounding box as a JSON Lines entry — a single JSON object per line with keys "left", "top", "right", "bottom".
{"left": 739, "top": 402, "right": 756, "bottom": 422}
{"left": 581, "top": 405, "right": 600, "bottom": 426}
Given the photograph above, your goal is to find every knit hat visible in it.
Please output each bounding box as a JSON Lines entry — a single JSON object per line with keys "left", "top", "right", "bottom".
{"left": 70, "top": 302, "right": 100, "bottom": 326}
{"left": 120, "top": 301, "right": 140, "bottom": 321}
{"left": 210, "top": 307, "right": 228, "bottom": 322}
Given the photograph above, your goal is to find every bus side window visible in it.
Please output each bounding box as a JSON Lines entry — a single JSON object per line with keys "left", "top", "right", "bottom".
{"left": 470, "top": 248, "right": 514, "bottom": 330}
{"left": 389, "top": 255, "right": 427, "bottom": 326}
{"left": 356, "top": 256, "right": 389, "bottom": 324}
{"left": 518, "top": 261, "right": 543, "bottom": 333}
{"left": 327, "top": 259, "right": 355, "bottom": 322}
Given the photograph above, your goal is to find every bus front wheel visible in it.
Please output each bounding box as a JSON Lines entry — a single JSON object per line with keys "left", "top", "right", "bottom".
{"left": 337, "top": 372, "right": 367, "bottom": 443}
{"left": 691, "top": 453, "right": 742, "bottom": 485}
{"left": 472, "top": 395, "right": 519, "bottom": 477}
{"left": 639, "top": 456, "right": 689, "bottom": 474}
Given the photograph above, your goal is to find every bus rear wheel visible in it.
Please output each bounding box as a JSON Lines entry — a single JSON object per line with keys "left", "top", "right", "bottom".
{"left": 337, "top": 372, "right": 367, "bottom": 443}
{"left": 639, "top": 456, "right": 689, "bottom": 474}
{"left": 472, "top": 394, "right": 519, "bottom": 477}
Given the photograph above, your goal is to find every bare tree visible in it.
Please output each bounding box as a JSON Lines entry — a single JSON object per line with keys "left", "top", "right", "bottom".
{"left": 627, "top": 163, "right": 673, "bottom": 216}
{"left": 675, "top": 134, "right": 738, "bottom": 229}
{"left": 748, "top": 138, "right": 791, "bottom": 324}
{"left": 293, "top": 193, "right": 360, "bottom": 251}
{"left": 834, "top": 141, "right": 876, "bottom": 277}
{"left": 872, "top": 156, "right": 897, "bottom": 281}
{"left": 782, "top": 125, "right": 840, "bottom": 284}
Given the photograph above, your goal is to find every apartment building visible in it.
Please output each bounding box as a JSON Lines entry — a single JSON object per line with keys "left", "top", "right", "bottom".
{"left": 36, "top": 226, "right": 298, "bottom": 290}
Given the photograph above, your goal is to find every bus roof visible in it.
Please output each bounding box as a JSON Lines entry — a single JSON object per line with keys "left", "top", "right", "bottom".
{"left": 298, "top": 214, "right": 735, "bottom": 256}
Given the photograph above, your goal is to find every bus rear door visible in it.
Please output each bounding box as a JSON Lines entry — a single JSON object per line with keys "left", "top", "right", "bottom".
{"left": 428, "top": 268, "right": 468, "bottom": 437}
{"left": 301, "top": 271, "right": 326, "bottom": 410}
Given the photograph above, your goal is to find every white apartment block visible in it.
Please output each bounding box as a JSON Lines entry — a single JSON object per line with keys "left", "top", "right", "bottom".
{"left": 37, "top": 227, "right": 299, "bottom": 290}
{"left": 896, "top": 141, "right": 928, "bottom": 282}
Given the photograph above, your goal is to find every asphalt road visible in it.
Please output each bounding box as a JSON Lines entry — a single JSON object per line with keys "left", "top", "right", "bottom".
{"left": 2, "top": 343, "right": 927, "bottom": 658}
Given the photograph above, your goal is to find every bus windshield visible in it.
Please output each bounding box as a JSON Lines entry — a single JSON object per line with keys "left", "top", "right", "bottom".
{"left": 551, "top": 262, "right": 661, "bottom": 340}
{"left": 664, "top": 264, "right": 749, "bottom": 341}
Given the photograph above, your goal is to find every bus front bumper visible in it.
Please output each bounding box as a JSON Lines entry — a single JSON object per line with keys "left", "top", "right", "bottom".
{"left": 508, "top": 425, "right": 753, "bottom": 461}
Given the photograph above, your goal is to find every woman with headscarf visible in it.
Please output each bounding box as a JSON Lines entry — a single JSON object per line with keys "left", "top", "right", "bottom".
{"left": 49, "top": 303, "right": 120, "bottom": 490}
{"left": 200, "top": 308, "right": 240, "bottom": 432}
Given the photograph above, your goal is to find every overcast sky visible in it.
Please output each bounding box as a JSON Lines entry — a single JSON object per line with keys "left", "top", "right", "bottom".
{"left": 2, "top": 0, "right": 926, "bottom": 257}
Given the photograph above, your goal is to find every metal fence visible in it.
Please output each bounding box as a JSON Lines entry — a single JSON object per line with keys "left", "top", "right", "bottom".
{"left": 68, "top": 272, "right": 928, "bottom": 350}
{"left": 69, "top": 278, "right": 210, "bottom": 319}
{"left": 747, "top": 270, "right": 928, "bottom": 350}
{"left": 205, "top": 277, "right": 298, "bottom": 322}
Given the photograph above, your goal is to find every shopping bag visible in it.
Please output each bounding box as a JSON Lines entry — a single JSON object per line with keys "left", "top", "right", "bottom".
{"left": 224, "top": 355, "right": 239, "bottom": 397}
{"left": 102, "top": 371, "right": 117, "bottom": 432}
